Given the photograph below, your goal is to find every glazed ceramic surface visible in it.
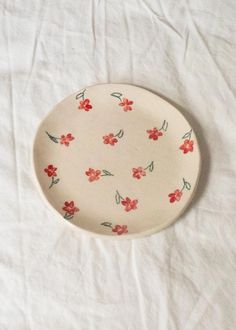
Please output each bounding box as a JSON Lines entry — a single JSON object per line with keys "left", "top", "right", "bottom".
{"left": 33, "top": 84, "right": 201, "bottom": 238}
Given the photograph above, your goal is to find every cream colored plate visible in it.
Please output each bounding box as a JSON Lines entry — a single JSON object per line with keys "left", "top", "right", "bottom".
{"left": 33, "top": 84, "right": 201, "bottom": 238}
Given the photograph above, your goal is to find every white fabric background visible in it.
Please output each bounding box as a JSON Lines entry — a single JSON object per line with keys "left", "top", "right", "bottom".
{"left": 0, "top": 0, "right": 236, "bottom": 329}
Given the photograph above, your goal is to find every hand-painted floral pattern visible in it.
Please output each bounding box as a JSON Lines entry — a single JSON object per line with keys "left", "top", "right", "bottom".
{"left": 147, "top": 120, "right": 168, "bottom": 140}
{"left": 76, "top": 89, "right": 93, "bottom": 111}
{"left": 101, "top": 222, "right": 128, "bottom": 235}
{"left": 60, "top": 133, "right": 75, "bottom": 146}
{"left": 147, "top": 128, "right": 163, "bottom": 140}
{"left": 103, "top": 129, "right": 124, "bottom": 146}
{"left": 63, "top": 201, "right": 80, "bottom": 220}
{"left": 85, "top": 168, "right": 114, "bottom": 182}
{"left": 112, "top": 224, "right": 128, "bottom": 235}
{"left": 119, "top": 98, "right": 133, "bottom": 111}
{"left": 179, "top": 129, "right": 194, "bottom": 154}
{"left": 133, "top": 167, "right": 146, "bottom": 179}
{"left": 44, "top": 164, "right": 57, "bottom": 177}
{"left": 168, "top": 189, "right": 183, "bottom": 203}
{"left": 115, "top": 190, "right": 138, "bottom": 212}
{"left": 132, "top": 161, "right": 154, "bottom": 179}
{"left": 44, "top": 164, "right": 60, "bottom": 188}
{"left": 122, "top": 198, "right": 138, "bottom": 212}
{"left": 42, "top": 89, "right": 197, "bottom": 234}
{"left": 180, "top": 140, "right": 194, "bottom": 154}
{"left": 79, "top": 99, "right": 92, "bottom": 111}
{"left": 168, "top": 178, "right": 191, "bottom": 203}
{"left": 111, "top": 92, "right": 134, "bottom": 112}
{"left": 46, "top": 131, "right": 75, "bottom": 146}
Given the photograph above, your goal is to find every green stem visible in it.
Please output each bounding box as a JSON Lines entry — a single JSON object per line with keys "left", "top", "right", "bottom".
{"left": 115, "top": 190, "right": 124, "bottom": 204}
{"left": 101, "top": 174, "right": 114, "bottom": 176}
{"left": 189, "top": 129, "right": 192, "bottom": 139}
{"left": 111, "top": 92, "right": 122, "bottom": 102}
{"left": 181, "top": 178, "right": 191, "bottom": 191}
{"left": 114, "top": 129, "right": 124, "bottom": 138}
{"left": 49, "top": 176, "right": 59, "bottom": 189}
{"left": 101, "top": 222, "right": 113, "bottom": 228}
{"left": 181, "top": 178, "right": 186, "bottom": 192}
{"left": 114, "top": 95, "right": 122, "bottom": 102}
{"left": 64, "top": 212, "right": 73, "bottom": 220}
{"left": 116, "top": 190, "right": 124, "bottom": 200}
{"left": 49, "top": 177, "right": 54, "bottom": 189}
{"left": 101, "top": 170, "right": 114, "bottom": 176}
{"left": 182, "top": 128, "right": 193, "bottom": 140}
{"left": 45, "top": 131, "right": 60, "bottom": 143}
{"left": 144, "top": 161, "right": 154, "bottom": 171}
{"left": 76, "top": 89, "right": 86, "bottom": 100}
{"left": 159, "top": 120, "right": 168, "bottom": 132}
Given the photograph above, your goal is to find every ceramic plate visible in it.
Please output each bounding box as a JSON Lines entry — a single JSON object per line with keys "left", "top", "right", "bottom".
{"left": 33, "top": 84, "right": 201, "bottom": 238}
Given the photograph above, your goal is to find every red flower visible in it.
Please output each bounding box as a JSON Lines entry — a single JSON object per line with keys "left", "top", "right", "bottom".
{"left": 119, "top": 98, "right": 133, "bottom": 111}
{"left": 60, "top": 133, "right": 75, "bottom": 146}
{"left": 62, "top": 201, "right": 79, "bottom": 215}
{"left": 85, "top": 168, "right": 101, "bottom": 182}
{"left": 112, "top": 225, "right": 128, "bottom": 235}
{"left": 44, "top": 164, "right": 57, "bottom": 177}
{"left": 132, "top": 167, "right": 146, "bottom": 179}
{"left": 168, "top": 189, "right": 183, "bottom": 203}
{"left": 121, "top": 197, "right": 138, "bottom": 212}
{"left": 103, "top": 133, "right": 118, "bottom": 146}
{"left": 78, "top": 98, "right": 92, "bottom": 111}
{"left": 179, "top": 139, "right": 194, "bottom": 154}
{"left": 147, "top": 128, "right": 163, "bottom": 140}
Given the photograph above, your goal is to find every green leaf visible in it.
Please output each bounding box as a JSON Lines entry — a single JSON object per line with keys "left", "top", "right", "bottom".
{"left": 53, "top": 178, "right": 60, "bottom": 185}
{"left": 111, "top": 92, "right": 123, "bottom": 100}
{"left": 75, "top": 89, "right": 86, "bottom": 100}
{"left": 182, "top": 129, "right": 192, "bottom": 140}
{"left": 102, "top": 170, "right": 113, "bottom": 176}
{"left": 51, "top": 137, "right": 59, "bottom": 143}
{"left": 149, "top": 161, "right": 154, "bottom": 172}
{"left": 115, "top": 191, "right": 121, "bottom": 204}
{"left": 182, "top": 132, "right": 190, "bottom": 139}
{"left": 163, "top": 120, "right": 168, "bottom": 131}
{"left": 183, "top": 178, "right": 191, "bottom": 190}
{"left": 160, "top": 120, "right": 168, "bottom": 132}
{"left": 45, "top": 131, "right": 59, "bottom": 143}
{"left": 117, "top": 129, "right": 124, "bottom": 138}
{"left": 185, "top": 182, "right": 191, "bottom": 190}
{"left": 101, "top": 222, "right": 112, "bottom": 228}
{"left": 64, "top": 213, "right": 73, "bottom": 220}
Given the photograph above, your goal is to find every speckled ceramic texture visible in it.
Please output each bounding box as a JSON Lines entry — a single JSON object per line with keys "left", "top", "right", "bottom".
{"left": 33, "top": 84, "right": 201, "bottom": 239}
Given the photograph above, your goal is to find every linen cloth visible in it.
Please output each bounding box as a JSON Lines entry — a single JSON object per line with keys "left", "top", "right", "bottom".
{"left": 0, "top": 0, "right": 236, "bottom": 329}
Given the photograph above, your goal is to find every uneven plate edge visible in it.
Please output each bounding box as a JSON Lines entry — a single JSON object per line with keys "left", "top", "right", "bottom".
{"left": 31, "top": 83, "right": 202, "bottom": 240}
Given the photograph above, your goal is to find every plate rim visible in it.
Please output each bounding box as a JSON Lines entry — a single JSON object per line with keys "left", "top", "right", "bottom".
{"left": 32, "top": 83, "right": 202, "bottom": 239}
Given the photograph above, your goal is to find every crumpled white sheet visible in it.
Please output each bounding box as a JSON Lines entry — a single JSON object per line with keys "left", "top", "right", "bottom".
{"left": 0, "top": 0, "right": 236, "bottom": 329}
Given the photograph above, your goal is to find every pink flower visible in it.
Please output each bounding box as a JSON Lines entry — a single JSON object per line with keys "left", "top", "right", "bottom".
{"left": 112, "top": 225, "right": 128, "bottom": 235}
{"left": 44, "top": 164, "right": 57, "bottom": 177}
{"left": 132, "top": 167, "right": 146, "bottom": 179}
{"left": 119, "top": 98, "right": 133, "bottom": 111}
{"left": 103, "top": 133, "right": 118, "bottom": 146}
{"left": 121, "top": 197, "right": 138, "bottom": 212}
{"left": 62, "top": 201, "right": 79, "bottom": 215}
{"left": 78, "top": 98, "right": 93, "bottom": 111}
{"left": 147, "top": 128, "right": 163, "bottom": 140}
{"left": 179, "top": 139, "right": 194, "bottom": 154}
{"left": 85, "top": 168, "right": 101, "bottom": 182}
{"left": 168, "top": 189, "right": 183, "bottom": 203}
{"left": 60, "top": 133, "right": 75, "bottom": 146}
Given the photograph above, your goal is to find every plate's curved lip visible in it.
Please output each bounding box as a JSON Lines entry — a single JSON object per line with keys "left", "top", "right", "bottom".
{"left": 31, "top": 83, "right": 202, "bottom": 240}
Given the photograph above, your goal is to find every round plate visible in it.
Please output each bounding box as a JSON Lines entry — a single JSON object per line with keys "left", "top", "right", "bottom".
{"left": 33, "top": 84, "right": 201, "bottom": 239}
